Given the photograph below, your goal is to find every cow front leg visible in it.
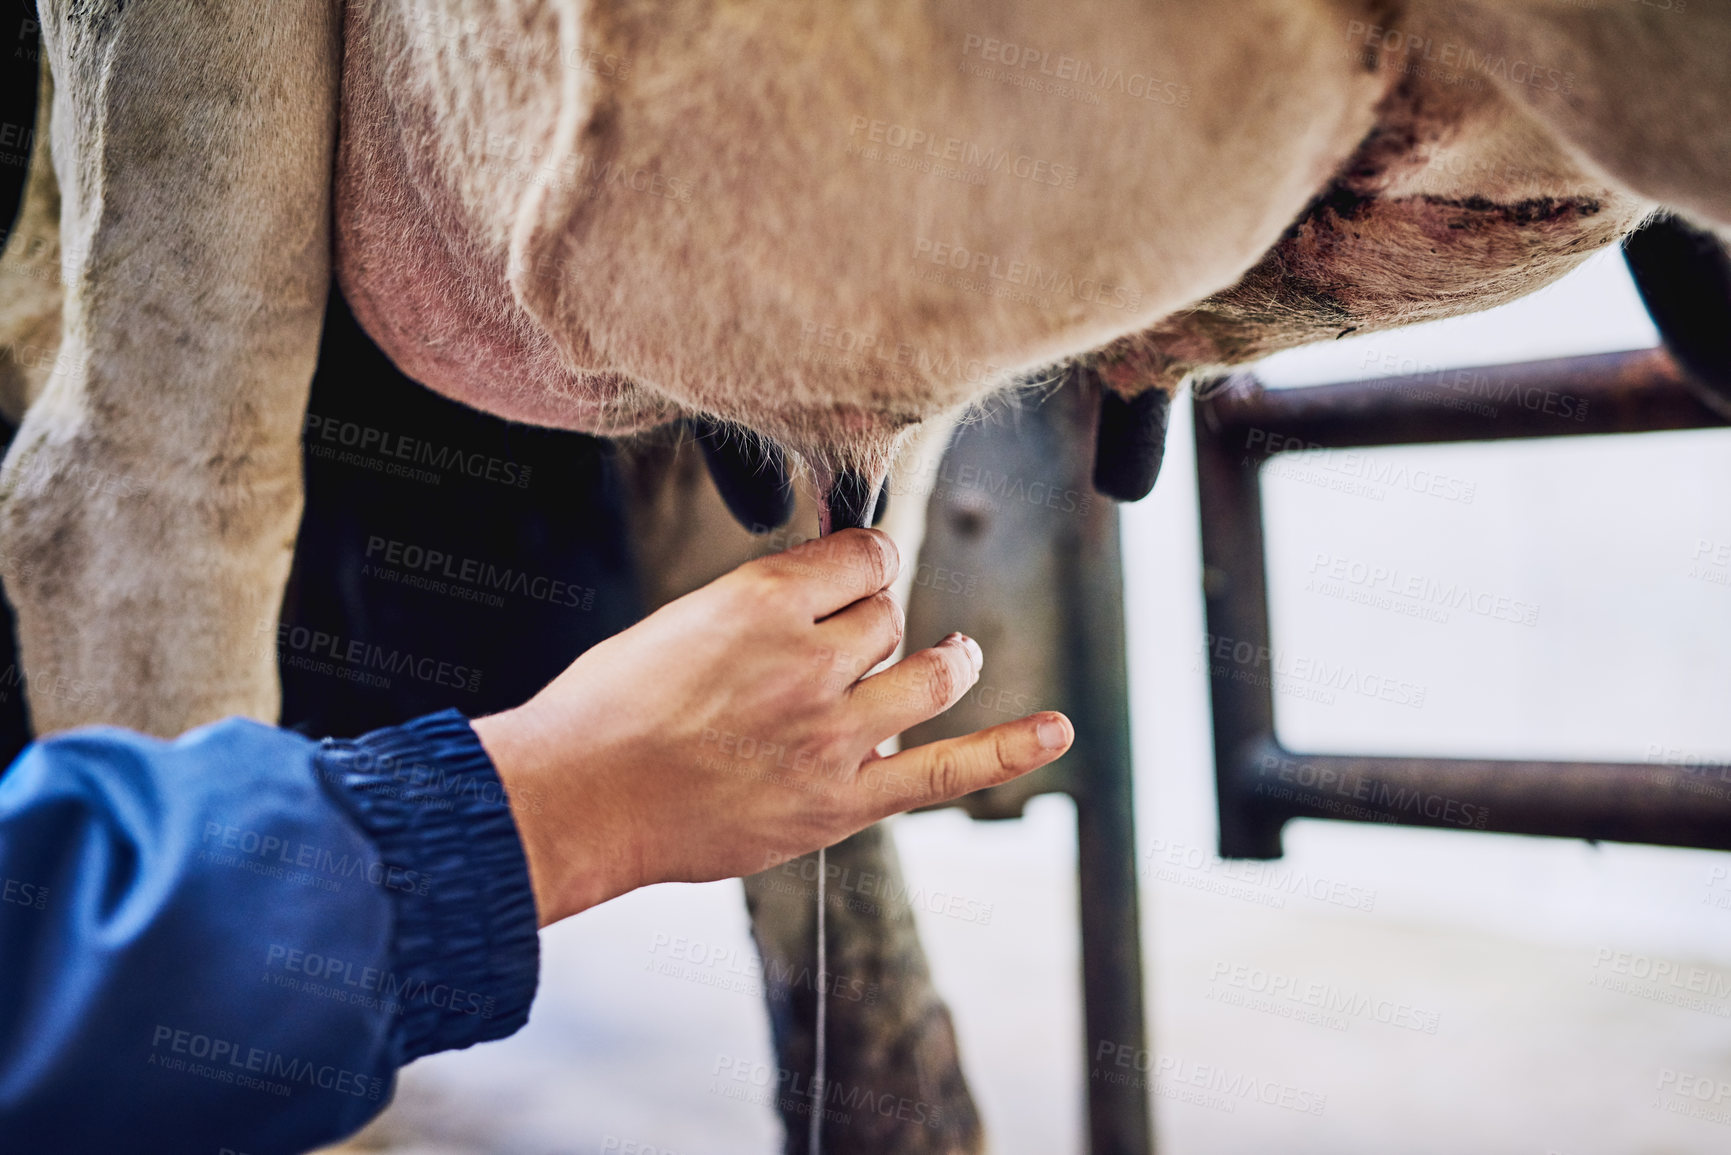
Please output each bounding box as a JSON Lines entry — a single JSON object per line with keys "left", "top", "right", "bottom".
{"left": 0, "top": 1, "right": 339, "bottom": 736}
{"left": 745, "top": 823, "right": 984, "bottom": 1155}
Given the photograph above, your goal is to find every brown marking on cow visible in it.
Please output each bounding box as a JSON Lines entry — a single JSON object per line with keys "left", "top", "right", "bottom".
{"left": 1086, "top": 38, "right": 1652, "bottom": 398}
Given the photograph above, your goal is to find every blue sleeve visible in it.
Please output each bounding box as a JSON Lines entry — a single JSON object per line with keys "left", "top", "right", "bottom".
{"left": 0, "top": 709, "right": 540, "bottom": 1155}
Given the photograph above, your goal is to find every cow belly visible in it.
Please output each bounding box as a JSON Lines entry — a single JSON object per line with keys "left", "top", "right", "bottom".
{"left": 335, "top": 0, "right": 675, "bottom": 436}
{"left": 336, "top": 0, "right": 1390, "bottom": 477}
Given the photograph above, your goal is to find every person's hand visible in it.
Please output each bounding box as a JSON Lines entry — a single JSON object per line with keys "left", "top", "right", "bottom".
{"left": 472, "top": 528, "right": 1073, "bottom": 926}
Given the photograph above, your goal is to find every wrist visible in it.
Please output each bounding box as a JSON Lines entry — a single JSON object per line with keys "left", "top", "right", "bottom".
{"left": 473, "top": 703, "right": 644, "bottom": 925}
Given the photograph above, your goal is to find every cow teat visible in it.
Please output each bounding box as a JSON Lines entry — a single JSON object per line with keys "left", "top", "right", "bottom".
{"left": 1622, "top": 216, "right": 1731, "bottom": 420}
{"left": 1085, "top": 367, "right": 1174, "bottom": 502}
{"left": 688, "top": 418, "right": 893, "bottom": 536}
{"left": 821, "top": 470, "right": 888, "bottom": 534}
{"left": 691, "top": 418, "right": 796, "bottom": 532}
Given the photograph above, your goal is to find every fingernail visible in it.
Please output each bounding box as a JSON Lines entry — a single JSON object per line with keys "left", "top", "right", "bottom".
{"left": 950, "top": 632, "right": 983, "bottom": 673}
{"left": 1037, "top": 716, "right": 1070, "bottom": 750}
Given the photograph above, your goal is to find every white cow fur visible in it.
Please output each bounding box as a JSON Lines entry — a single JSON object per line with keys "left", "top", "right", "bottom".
{"left": 0, "top": 0, "right": 1725, "bottom": 741}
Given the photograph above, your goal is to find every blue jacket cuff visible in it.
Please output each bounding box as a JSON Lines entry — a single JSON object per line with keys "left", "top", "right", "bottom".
{"left": 312, "top": 709, "right": 540, "bottom": 1063}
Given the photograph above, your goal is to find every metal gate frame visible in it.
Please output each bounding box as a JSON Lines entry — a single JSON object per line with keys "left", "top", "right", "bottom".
{"left": 1195, "top": 345, "right": 1731, "bottom": 860}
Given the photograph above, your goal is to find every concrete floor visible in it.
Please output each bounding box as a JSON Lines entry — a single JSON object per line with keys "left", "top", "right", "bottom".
{"left": 329, "top": 800, "right": 1731, "bottom": 1155}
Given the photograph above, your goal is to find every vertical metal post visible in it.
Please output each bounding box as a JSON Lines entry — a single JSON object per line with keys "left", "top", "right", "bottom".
{"left": 904, "top": 382, "right": 1154, "bottom": 1153}
{"left": 1062, "top": 481, "right": 1155, "bottom": 1155}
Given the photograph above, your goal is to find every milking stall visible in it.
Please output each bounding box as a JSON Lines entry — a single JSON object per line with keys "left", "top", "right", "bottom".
{"left": 3, "top": 2, "right": 1731, "bottom": 1154}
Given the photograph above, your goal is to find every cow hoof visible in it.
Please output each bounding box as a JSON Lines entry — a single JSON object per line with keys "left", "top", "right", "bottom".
{"left": 1091, "top": 384, "right": 1172, "bottom": 502}
{"left": 693, "top": 418, "right": 796, "bottom": 532}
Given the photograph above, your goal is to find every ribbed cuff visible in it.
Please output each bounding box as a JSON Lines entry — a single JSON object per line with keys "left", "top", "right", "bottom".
{"left": 312, "top": 709, "right": 540, "bottom": 1063}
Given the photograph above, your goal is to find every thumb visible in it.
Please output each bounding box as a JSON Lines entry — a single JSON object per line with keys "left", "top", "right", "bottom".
{"left": 854, "top": 712, "right": 1074, "bottom": 818}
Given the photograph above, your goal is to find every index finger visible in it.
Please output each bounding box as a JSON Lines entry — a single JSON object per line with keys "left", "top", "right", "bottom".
{"left": 758, "top": 528, "right": 900, "bottom": 619}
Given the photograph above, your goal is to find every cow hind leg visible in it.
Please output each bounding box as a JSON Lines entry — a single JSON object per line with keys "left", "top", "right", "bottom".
{"left": 745, "top": 824, "right": 983, "bottom": 1155}
{"left": 0, "top": 1, "right": 338, "bottom": 737}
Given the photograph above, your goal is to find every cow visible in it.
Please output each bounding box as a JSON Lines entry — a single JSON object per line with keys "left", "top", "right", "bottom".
{"left": 2, "top": 1, "right": 1729, "bottom": 1152}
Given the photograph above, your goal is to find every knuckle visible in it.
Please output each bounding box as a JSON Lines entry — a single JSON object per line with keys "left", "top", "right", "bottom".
{"left": 925, "top": 751, "right": 966, "bottom": 801}
{"left": 854, "top": 544, "right": 885, "bottom": 592}
{"left": 811, "top": 728, "right": 854, "bottom": 772}
{"left": 921, "top": 651, "right": 961, "bottom": 707}
{"left": 730, "top": 569, "right": 787, "bottom": 613}
{"left": 875, "top": 593, "right": 905, "bottom": 648}
{"left": 848, "top": 530, "right": 892, "bottom": 590}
